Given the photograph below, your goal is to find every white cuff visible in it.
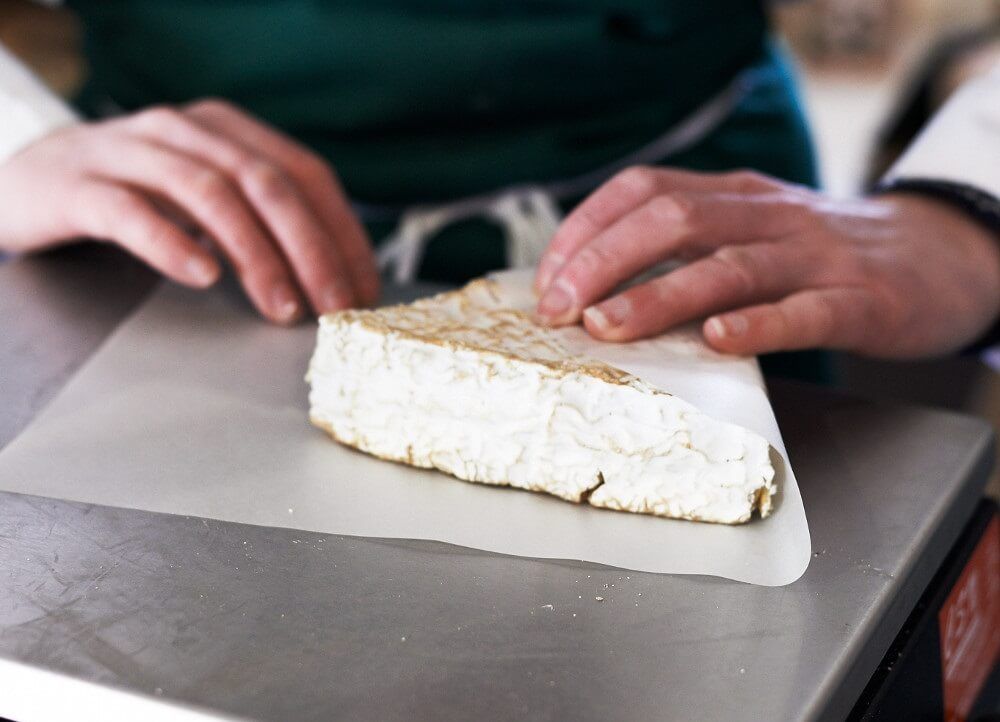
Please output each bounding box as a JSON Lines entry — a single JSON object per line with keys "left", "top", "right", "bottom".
{"left": 0, "top": 43, "right": 80, "bottom": 165}
{"left": 884, "top": 63, "right": 1000, "bottom": 199}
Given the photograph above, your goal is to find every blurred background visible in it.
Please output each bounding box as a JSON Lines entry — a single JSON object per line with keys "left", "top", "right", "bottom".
{"left": 1, "top": 0, "right": 998, "bottom": 493}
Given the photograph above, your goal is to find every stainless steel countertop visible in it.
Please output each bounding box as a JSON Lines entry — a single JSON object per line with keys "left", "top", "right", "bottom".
{"left": 0, "top": 247, "right": 995, "bottom": 722}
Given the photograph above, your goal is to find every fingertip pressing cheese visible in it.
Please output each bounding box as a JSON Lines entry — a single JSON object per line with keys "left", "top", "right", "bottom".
{"left": 307, "top": 279, "right": 776, "bottom": 524}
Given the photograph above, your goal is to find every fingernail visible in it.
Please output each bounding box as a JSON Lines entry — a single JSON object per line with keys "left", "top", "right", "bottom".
{"left": 320, "top": 284, "right": 352, "bottom": 313}
{"left": 706, "top": 317, "right": 726, "bottom": 339}
{"left": 583, "top": 306, "right": 611, "bottom": 330}
{"left": 585, "top": 295, "right": 630, "bottom": 331}
{"left": 708, "top": 314, "right": 747, "bottom": 339}
{"left": 186, "top": 256, "right": 219, "bottom": 287}
{"left": 271, "top": 284, "right": 301, "bottom": 322}
{"left": 538, "top": 278, "right": 574, "bottom": 319}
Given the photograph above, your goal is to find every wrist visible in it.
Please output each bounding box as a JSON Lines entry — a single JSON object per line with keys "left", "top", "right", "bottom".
{"left": 872, "top": 178, "right": 1000, "bottom": 238}
{"left": 872, "top": 189, "right": 1000, "bottom": 354}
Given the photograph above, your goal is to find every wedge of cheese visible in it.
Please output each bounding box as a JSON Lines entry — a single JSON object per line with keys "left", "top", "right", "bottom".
{"left": 307, "top": 279, "right": 776, "bottom": 524}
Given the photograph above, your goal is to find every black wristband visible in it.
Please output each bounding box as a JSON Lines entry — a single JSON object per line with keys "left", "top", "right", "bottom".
{"left": 872, "top": 178, "right": 1000, "bottom": 234}
{"left": 872, "top": 178, "right": 1000, "bottom": 352}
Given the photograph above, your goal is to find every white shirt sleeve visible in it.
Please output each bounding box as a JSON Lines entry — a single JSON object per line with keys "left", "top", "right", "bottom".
{"left": 883, "top": 62, "right": 1000, "bottom": 199}
{"left": 0, "top": 42, "right": 80, "bottom": 165}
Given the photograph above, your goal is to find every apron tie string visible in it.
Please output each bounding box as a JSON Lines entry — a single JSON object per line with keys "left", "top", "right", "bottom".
{"left": 377, "top": 186, "right": 562, "bottom": 284}
{"left": 371, "top": 67, "right": 762, "bottom": 284}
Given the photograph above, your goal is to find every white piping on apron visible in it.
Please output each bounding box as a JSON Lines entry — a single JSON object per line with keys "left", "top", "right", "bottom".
{"left": 360, "top": 68, "right": 761, "bottom": 283}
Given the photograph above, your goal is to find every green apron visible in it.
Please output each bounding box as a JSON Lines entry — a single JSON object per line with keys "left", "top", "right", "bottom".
{"left": 69, "top": 0, "right": 823, "bottom": 380}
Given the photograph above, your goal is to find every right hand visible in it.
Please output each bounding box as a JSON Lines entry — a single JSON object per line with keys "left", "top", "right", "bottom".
{"left": 0, "top": 99, "right": 379, "bottom": 323}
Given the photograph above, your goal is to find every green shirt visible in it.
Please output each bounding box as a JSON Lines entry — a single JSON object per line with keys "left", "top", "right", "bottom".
{"left": 71, "top": 0, "right": 815, "bottom": 206}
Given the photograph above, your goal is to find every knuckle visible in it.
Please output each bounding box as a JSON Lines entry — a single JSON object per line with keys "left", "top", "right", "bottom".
{"left": 646, "top": 193, "right": 691, "bottom": 224}
{"left": 613, "top": 166, "right": 659, "bottom": 197}
{"left": 563, "top": 198, "right": 610, "bottom": 240}
{"left": 571, "top": 244, "right": 616, "bottom": 277}
{"left": 230, "top": 151, "right": 264, "bottom": 180}
{"left": 711, "top": 245, "right": 747, "bottom": 265}
{"left": 101, "top": 191, "right": 162, "bottom": 244}
{"left": 243, "top": 161, "right": 292, "bottom": 204}
{"left": 771, "top": 303, "right": 798, "bottom": 343}
{"left": 807, "top": 295, "right": 839, "bottom": 342}
{"left": 711, "top": 246, "right": 758, "bottom": 295}
{"left": 188, "top": 167, "right": 230, "bottom": 197}
{"left": 651, "top": 276, "right": 682, "bottom": 306}
{"left": 572, "top": 205, "right": 603, "bottom": 235}
{"left": 133, "top": 105, "right": 183, "bottom": 132}
{"left": 188, "top": 168, "right": 237, "bottom": 214}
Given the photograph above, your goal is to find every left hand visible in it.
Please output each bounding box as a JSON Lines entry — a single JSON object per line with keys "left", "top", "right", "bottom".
{"left": 534, "top": 167, "right": 1000, "bottom": 358}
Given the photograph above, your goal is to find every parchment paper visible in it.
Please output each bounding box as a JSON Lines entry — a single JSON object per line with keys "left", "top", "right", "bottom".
{"left": 0, "top": 270, "right": 811, "bottom": 585}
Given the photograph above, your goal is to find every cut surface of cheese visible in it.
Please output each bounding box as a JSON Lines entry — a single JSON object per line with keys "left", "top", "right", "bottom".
{"left": 307, "top": 279, "right": 776, "bottom": 524}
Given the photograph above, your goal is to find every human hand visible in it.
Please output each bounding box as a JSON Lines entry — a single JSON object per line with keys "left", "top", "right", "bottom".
{"left": 0, "top": 99, "right": 379, "bottom": 324}
{"left": 535, "top": 168, "right": 1000, "bottom": 358}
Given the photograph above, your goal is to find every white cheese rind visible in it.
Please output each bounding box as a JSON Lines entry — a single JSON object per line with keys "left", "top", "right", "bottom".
{"left": 307, "top": 281, "right": 776, "bottom": 524}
